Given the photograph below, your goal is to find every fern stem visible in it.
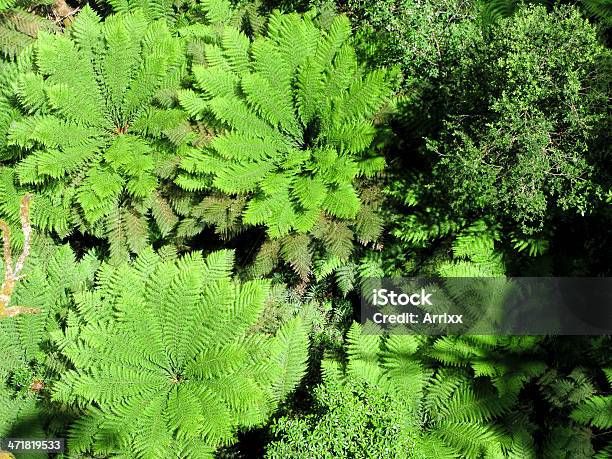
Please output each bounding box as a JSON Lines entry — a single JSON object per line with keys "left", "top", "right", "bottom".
{"left": 0, "top": 193, "right": 39, "bottom": 318}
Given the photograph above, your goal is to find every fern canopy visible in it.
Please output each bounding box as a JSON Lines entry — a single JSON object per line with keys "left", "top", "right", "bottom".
{"left": 52, "top": 248, "right": 309, "bottom": 457}
{"left": 0, "top": 238, "right": 99, "bottom": 450}
{"left": 269, "top": 322, "right": 550, "bottom": 458}
{"left": 0, "top": 240, "right": 98, "bottom": 381}
{"left": 174, "top": 10, "right": 390, "bottom": 281}
{"left": 177, "top": 11, "right": 390, "bottom": 239}
{"left": 1, "top": 7, "right": 189, "bottom": 258}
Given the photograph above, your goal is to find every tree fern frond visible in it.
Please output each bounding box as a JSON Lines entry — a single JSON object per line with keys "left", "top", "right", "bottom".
{"left": 270, "top": 316, "right": 309, "bottom": 402}
{"left": 279, "top": 233, "right": 311, "bottom": 280}
{"left": 52, "top": 249, "right": 308, "bottom": 456}
{"left": 199, "top": 0, "right": 232, "bottom": 24}
{"left": 433, "top": 421, "right": 511, "bottom": 458}
{"left": 2, "top": 7, "right": 188, "bottom": 261}
{"left": 221, "top": 26, "right": 250, "bottom": 74}
{"left": 571, "top": 395, "right": 612, "bottom": 428}
{"left": 176, "top": 11, "right": 389, "bottom": 278}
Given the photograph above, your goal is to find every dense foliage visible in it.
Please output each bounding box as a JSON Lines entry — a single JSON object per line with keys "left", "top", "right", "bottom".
{"left": 53, "top": 249, "right": 308, "bottom": 456}
{"left": 1, "top": 7, "right": 190, "bottom": 261}
{"left": 425, "top": 5, "right": 609, "bottom": 235}
{"left": 0, "top": 0, "right": 610, "bottom": 457}
{"left": 175, "top": 10, "right": 391, "bottom": 279}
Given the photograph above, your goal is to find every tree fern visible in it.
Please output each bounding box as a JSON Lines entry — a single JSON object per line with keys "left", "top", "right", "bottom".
{"left": 52, "top": 247, "right": 309, "bottom": 457}
{"left": 1, "top": 7, "right": 190, "bottom": 260}
{"left": 176, "top": 10, "right": 391, "bottom": 279}
{"left": 581, "top": 0, "right": 612, "bottom": 26}
{"left": 100, "top": 0, "right": 176, "bottom": 21}
{"left": 569, "top": 367, "right": 612, "bottom": 455}
{"left": 571, "top": 394, "right": 612, "bottom": 429}
{"left": 0, "top": 383, "right": 46, "bottom": 459}
{"left": 0, "top": 240, "right": 98, "bottom": 377}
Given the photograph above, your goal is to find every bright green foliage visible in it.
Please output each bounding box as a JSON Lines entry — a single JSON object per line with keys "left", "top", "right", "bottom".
{"left": 0, "top": 0, "right": 56, "bottom": 60}
{"left": 99, "top": 0, "right": 268, "bottom": 34}
{"left": 571, "top": 373, "right": 612, "bottom": 430}
{"left": 0, "top": 239, "right": 98, "bottom": 382}
{"left": 0, "top": 384, "right": 46, "bottom": 459}
{"left": 199, "top": 0, "right": 269, "bottom": 36}
{"left": 52, "top": 248, "right": 309, "bottom": 457}
{"left": 266, "top": 374, "right": 415, "bottom": 458}
{"left": 481, "top": 0, "right": 612, "bottom": 26}
{"left": 0, "top": 0, "right": 609, "bottom": 457}
{"left": 268, "top": 323, "right": 545, "bottom": 458}
{"left": 348, "top": 325, "right": 543, "bottom": 458}
{"left": 0, "top": 238, "right": 99, "bottom": 455}
{"left": 99, "top": 0, "right": 177, "bottom": 21}
{"left": 1, "top": 7, "right": 190, "bottom": 260}
{"left": 176, "top": 10, "right": 390, "bottom": 278}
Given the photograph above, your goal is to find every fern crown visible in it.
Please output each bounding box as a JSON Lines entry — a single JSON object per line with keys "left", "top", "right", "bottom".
{"left": 331, "top": 323, "right": 553, "bottom": 458}
{"left": 4, "top": 7, "right": 188, "bottom": 230}
{"left": 52, "top": 248, "right": 308, "bottom": 456}
{"left": 178, "top": 11, "right": 391, "bottom": 238}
